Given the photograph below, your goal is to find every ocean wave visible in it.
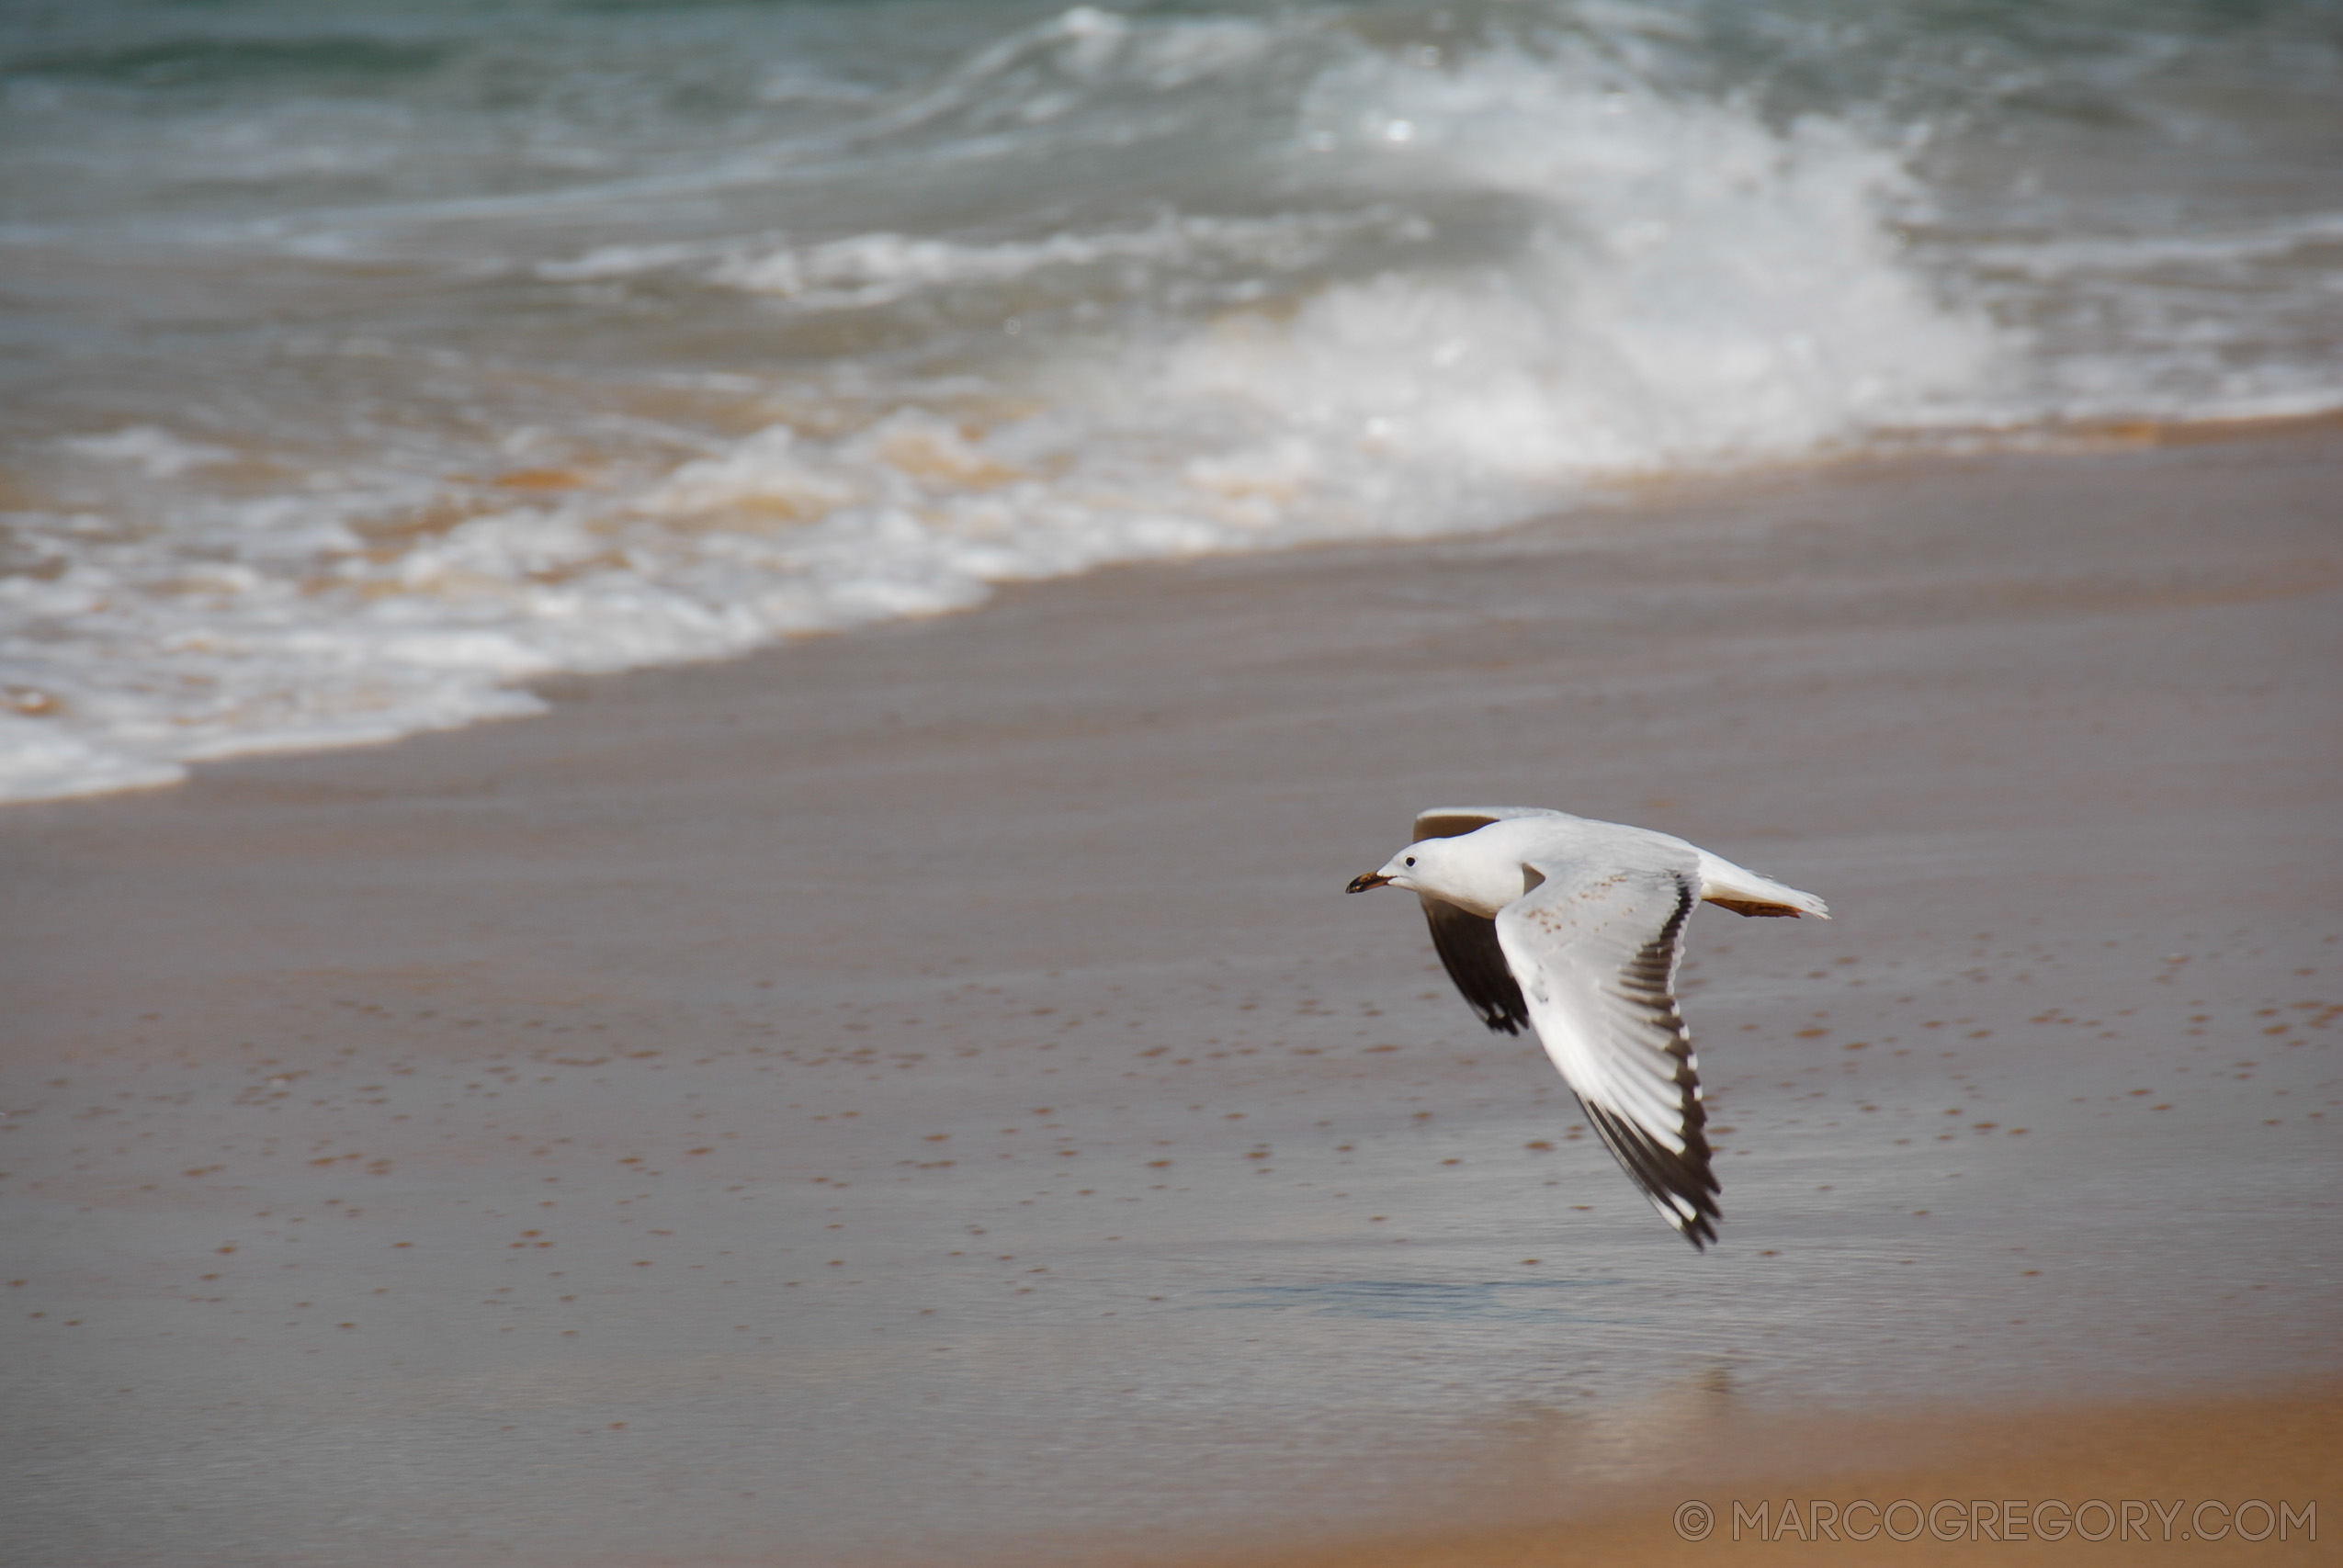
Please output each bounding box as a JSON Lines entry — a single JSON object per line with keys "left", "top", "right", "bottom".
{"left": 1969, "top": 213, "right": 2343, "bottom": 280}
{"left": 5, "top": 0, "right": 2338, "bottom": 806}
{"left": 705, "top": 214, "right": 1364, "bottom": 308}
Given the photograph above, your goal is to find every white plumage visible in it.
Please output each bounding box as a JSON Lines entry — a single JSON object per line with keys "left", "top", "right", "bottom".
{"left": 1346, "top": 807, "right": 1828, "bottom": 1248}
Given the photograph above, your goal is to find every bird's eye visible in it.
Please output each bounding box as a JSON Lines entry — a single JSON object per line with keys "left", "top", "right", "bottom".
{"left": 1404, "top": 856, "right": 1416, "bottom": 867}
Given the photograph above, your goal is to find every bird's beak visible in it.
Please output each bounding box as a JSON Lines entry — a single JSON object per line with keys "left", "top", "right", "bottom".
{"left": 1345, "top": 870, "right": 1393, "bottom": 894}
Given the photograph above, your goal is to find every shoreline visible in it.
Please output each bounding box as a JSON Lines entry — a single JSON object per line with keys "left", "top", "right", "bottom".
{"left": 8, "top": 405, "right": 2342, "bottom": 818}
{"left": 5, "top": 423, "right": 2338, "bottom": 1565}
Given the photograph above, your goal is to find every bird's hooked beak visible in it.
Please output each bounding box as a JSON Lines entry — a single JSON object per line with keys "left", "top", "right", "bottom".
{"left": 1345, "top": 869, "right": 1393, "bottom": 894}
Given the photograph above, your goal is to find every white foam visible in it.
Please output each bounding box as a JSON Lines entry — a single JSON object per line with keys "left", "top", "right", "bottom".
{"left": 536, "top": 239, "right": 747, "bottom": 282}
{"left": 7, "top": 9, "right": 2337, "bottom": 809}
{"left": 1266, "top": 47, "right": 1998, "bottom": 468}
{"left": 1969, "top": 213, "right": 2343, "bottom": 279}
{"left": 707, "top": 212, "right": 1366, "bottom": 307}
{"left": 59, "top": 426, "right": 235, "bottom": 478}
{"left": 0, "top": 40, "right": 2010, "bottom": 807}
{"left": 0, "top": 714, "right": 185, "bottom": 805}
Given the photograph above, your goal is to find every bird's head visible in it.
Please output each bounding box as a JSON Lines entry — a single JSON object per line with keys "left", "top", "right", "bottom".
{"left": 1345, "top": 838, "right": 1449, "bottom": 897}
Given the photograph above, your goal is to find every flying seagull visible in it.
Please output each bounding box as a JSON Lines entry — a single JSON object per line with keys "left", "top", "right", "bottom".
{"left": 1346, "top": 807, "right": 1828, "bottom": 1248}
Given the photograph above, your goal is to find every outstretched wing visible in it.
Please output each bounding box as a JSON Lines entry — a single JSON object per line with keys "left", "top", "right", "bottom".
{"left": 1411, "top": 806, "right": 1556, "bottom": 842}
{"left": 1409, "top": 808, "right": 1553, "bottom": 1034}
{"left": 1494, "top": 858, "right": 1720, "bottom": 1248}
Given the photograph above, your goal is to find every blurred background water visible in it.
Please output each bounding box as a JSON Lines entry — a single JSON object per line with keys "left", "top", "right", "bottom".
{"left": 4, "top": 0, "right": 2339, "bottom": 803}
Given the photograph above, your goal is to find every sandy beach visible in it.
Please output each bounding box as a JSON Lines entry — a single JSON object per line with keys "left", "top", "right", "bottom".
{"left": 4, "top": 424, "right": 2338, "bottom": 1565}
{"left": 1179, "top": 1384, "right": 2339, "bottom": 1567}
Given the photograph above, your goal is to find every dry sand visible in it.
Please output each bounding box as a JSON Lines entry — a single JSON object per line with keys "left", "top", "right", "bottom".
{"left": 4, "top": 425, "right": 2339, "bottom": 1565}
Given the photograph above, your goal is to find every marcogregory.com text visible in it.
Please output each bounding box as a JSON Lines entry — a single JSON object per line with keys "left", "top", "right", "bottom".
{"left": 1671, "top": 1497, "right": 2317, "bottom": 1544}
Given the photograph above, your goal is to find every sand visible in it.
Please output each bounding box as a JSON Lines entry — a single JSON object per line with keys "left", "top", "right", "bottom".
{"left": 1182, "top": 1385, "right": 2339, "bottom": 1567}
{"left": 4, "top": 424, "right": 2338, "bottom": 1566}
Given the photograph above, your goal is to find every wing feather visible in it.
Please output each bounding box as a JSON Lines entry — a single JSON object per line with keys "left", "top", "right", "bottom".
{"left": 1421, "top": 898, "right": 1528, "bottom": 1034}
{"left": 1495, "top": 860, "right": 1721, "bottom": 1249}
{"left": 1411, "top": 806, "right": 1556, "bottom": 842}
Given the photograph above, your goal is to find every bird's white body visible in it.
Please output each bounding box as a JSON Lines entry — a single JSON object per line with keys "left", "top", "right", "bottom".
{"left": 1386, "top": 809, "right": 1828, "bottom": 923}
{"left": 1347, "top": 807, "right": 1828, "bottom": 1248}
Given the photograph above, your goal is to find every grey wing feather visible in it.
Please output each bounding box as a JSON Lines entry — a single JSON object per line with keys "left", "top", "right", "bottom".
{"left": 1495, "top": 863, "right": 1721, "bottom": 1249}
{"left": 1576, "top": 881, "right": 1717, "bottom": 1247}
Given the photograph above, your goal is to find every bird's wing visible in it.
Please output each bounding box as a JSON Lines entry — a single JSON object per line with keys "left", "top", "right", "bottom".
{"left": 1495, "top": 857, "right": 1720, "bottom": 1248}
{"left": 1411, "top": 806, "right": 1556, "bottom": 842}
{"left": 1421, "top": 897, "right": 1529, "bottom": 1034}
{"left": 1409, "top": 809, "right": 1549, "bottom": 1034}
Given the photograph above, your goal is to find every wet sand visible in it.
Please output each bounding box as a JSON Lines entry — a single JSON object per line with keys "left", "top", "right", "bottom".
{"left": 1178, "top": 1385, "right": 2340, "bottom": 1567}
{"left": 4, "top": 426, "right": 2339, "bottom": 1565}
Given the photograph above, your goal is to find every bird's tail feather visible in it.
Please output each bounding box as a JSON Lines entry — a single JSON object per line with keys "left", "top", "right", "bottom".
{"left": 1693, "top": 853, "right": 1830, "bottom": 919}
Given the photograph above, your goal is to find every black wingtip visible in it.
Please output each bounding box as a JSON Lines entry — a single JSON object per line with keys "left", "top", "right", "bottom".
{"left": 1579, "top": 1100, "right": 1723, "bottom": 1250}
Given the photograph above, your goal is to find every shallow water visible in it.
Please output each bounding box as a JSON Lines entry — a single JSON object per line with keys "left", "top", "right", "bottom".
{"left": 5, "top": 0, "right": 2341, "bottom": 801}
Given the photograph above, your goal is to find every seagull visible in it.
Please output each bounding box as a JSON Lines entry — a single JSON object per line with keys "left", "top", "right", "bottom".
{"left": 1345, "top": 807, "right": 1828, "bottom": 1248}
